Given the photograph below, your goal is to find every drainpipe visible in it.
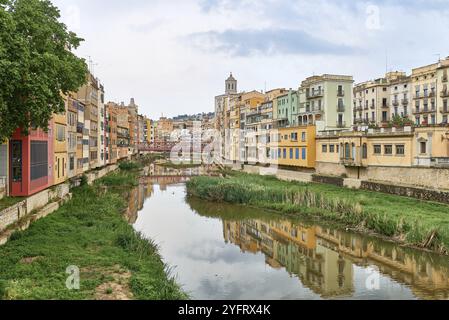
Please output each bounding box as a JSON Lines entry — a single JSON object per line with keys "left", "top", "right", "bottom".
{"left": 6, "top": 139, "right": 9, "bottom": 196}
{"left": 358, "top": 136, "right": 362, "bottom": 180}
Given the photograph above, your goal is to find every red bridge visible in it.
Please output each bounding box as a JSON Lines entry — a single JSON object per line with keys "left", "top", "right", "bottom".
{"left": 137, "top": 142, "right": 177, "bottom": 152}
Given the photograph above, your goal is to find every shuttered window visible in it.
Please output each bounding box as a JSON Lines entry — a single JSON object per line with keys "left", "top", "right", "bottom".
{"left": 30, "top": 141, "right": 48, "bottom": 181}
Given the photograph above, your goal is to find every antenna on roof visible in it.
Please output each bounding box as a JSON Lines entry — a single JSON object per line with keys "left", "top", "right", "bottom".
{"left": 434, "top": 53, "right": 441, "bottom": 63}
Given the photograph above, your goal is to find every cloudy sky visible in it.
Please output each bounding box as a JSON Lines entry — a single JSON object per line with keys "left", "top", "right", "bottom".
{"left": 52, "top": 0, "right": 449, "bottom": 119}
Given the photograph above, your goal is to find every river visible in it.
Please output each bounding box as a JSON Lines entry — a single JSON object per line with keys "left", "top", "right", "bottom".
{"left": 127, "top": 167, "right": 449, "bottom": 300}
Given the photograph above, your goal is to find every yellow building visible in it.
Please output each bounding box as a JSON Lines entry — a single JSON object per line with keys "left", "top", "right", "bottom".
{"left": 315, "top": 125, "right": 449, "bottom": 189}
{"left": 411, "top": 61, "right": 439, "bottom": 126}
{"left": 414, "top": 126, "right": 449, "bottom": 167}
{"left": 437, "top": 57, "right": 449, "bottom": 124}
{"left": 270, "top": 125, "right": 316, "bottom": 168}
{"left": 53, "top": 95, "right": 69, "bottom": 185}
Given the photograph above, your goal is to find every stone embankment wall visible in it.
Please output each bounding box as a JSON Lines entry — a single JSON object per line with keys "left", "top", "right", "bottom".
{"left": 0, "top": 164, "right": 119, "bottom": 245}
{"left": 316, "top": 162, "right": 449, "bottom": 191}
{"left": 237, "top": 164, "right": 449, "bottom": 204}
{"left": 361, "top": 181, "right": 449, "bottom": 204}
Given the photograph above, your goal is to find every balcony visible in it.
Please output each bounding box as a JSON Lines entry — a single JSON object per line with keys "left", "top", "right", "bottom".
{"left": 340, "top": 157, "right": 366, "bottom": 167}
{"left": 414, "top": 107, "right": 435, "bottom": 114}
{"left": 429, "top": 91, "right": 436, "bottom": 98}
{"left": 392, "top": 100, "right": 399, "bottom": 106}
{"left": 307, "top": 90, "right": 324, "bottom": 98}
{"left": 441, "top": 90, "right": 449, "bottom": 98}
{"left": 336, "top": 121, "right": 346, "bottom": 128}
{"left": 381, "top": 103, "right": 389, "bottom": 109}
{"left": 337, "top": 105, "right": 345, "bottom": 112}
{"left": 440, "top": 107, "right": 449, "bottom": 114}
{"left": 443, "top": 75, "right": 448, "bottom": 83}
{"left": 401, "top": 98, "right": 409, "bottom": 105}
{"left": 337, "top": 90, "right": 345, "bottom": 97}
{"left": 370, "top": 104, "right": 375, "bottom": 110}
{"left": 356, "top": 106, "right": 363, "bottom": 112}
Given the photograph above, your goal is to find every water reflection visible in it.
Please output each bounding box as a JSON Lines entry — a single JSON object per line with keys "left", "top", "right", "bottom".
{"left": 130, "top": 181, "right": 449, "bottom": 300}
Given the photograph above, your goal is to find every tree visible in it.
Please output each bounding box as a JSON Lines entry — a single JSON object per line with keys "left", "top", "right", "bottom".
{"left": 389, "top": 114, "right": 413, "bottom": 128}
{"left": 0, "top": 0, "right": 88, "bottom": 140}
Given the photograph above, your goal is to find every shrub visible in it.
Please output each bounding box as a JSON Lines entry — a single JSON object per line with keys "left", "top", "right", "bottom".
{"left": 119, "top": 161, "right": 141, "bottom": 171}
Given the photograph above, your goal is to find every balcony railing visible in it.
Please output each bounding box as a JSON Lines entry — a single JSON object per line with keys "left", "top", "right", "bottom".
{"left": 370, "top": 104, "right": 375, "bottom": 109}
{"left": 432, "top": 157, "right": 449, "bottom": 167}
{"left": 337, "top": 105, "right": 345, "bottom": 112}
{"left": 340, "top": 157, "right": 366, "bottom": 167}
{"left": 392, "top": 100, "right": 399, "bottom": 106}
{"left": 414, "top": 107, "right": 435, "bottom": 114}
{"left": 307, "top": 90, "right": 324, "bottom": 98}
{"left": 337, "top": 90, "right": 345, "bottom": 97}
{"left": 336, "top": 121, "right": 346, "bottom": 128}
{"left": 401, "top": 98, "right": 409, "bottom": 105}
{"left": 443, "top": 76, "right": 448, "bottom": 83}
{"left": 382, "top": 103, "right": 389, "bottom": 108}
{"left": 441, "top": 90, "right": 449, "bottom": 98}
{"left": 440, "top": 107, "right": 449, "bottom": 114}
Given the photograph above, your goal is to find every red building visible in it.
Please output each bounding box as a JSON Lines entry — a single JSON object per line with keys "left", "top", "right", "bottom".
{"left": 9, "top": 123, "right": 54, "bottom": 197}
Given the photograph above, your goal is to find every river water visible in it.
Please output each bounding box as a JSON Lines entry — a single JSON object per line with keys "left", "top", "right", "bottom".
{"left": 128, "top": 168, "right": 449, "bottom": 300}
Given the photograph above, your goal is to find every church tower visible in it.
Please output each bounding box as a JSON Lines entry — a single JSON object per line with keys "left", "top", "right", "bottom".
{"left": 225, "top": 73, "right": 237, "bottom": 95}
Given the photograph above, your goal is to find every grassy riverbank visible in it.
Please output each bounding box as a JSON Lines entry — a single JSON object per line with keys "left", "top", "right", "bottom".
{"left": 186, "top": 172, "right": 449, "bottom": 254}
{"left": 0, "top": 166, "right": 187, "bottom": 300}
{"left": 157, "top": 161, "right": 202, "bottom": 169}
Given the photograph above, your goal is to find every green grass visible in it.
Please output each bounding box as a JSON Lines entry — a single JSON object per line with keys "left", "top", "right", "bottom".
{"left": 0, "top": 169, "right": 187, "bottom": 300}
{"left": 186, "top": 172, "right": 449, "bottom": 254}
{"left": 157, "top": 161, "right": 201, "bottom": 169}
{"left": 118, "top": 161, "right": 142, "bottom": 171}
{"left": 0, "top": 197, "right": 24, "bottom": 211}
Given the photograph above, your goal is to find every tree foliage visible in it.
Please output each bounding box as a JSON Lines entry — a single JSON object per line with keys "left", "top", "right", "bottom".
{"left": 0, "top": 0, "right": 88, "bottom": 140}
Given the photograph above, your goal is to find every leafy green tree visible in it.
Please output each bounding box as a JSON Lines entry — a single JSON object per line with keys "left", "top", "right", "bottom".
{"left": 389, "top": 114, "right": 413, "bottom": 127}
{"left": 0, "top": 0, "right": 87, "bottom": 140}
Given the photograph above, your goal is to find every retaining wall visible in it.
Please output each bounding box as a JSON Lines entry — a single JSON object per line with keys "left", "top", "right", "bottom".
{"left": 0, "top": 164, "right": 119, "bottom": 245}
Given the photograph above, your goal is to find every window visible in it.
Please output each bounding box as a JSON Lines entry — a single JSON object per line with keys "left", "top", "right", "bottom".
{"left": 283, "top": 148, "right": 287, "bottom": 159}
{"left": 344, "top": 143, "right": 350, "bottom": 159}
{"left": 278, "top": 148, "right": 281, "bottom": 159}
{"left": 69, "top": 155, "right": 75, "bottom": 171}
{"left": 291, "top": 132, "right": 298, "bottom": 141}
{"left": 56, "top": 125, "right": 65, "bottom": 142}
{"left": 396, "top": 144, "right": 405, "bottom": 155}
{"left": 374, "top": 145, "right": 381, "bottom": 154}
{"left": 384, "top": 145, "right": 393, "bottom": 155}
{"left": 296, "top": 148, "right": 300, "bottom": 160}
{"left": 322, "top": 144, "right": 328, "bottom": 153}
{"left": 301, "top": 132, "right": 306, "bottom": 142}
{"left": 302, "top": 148, "right": 306, "bottom": 160}
{"left": 290, "top": 148, "right": 293, "bottom": 159}
{"left": 362, "top": 144, "right": 368, "bottom": 159}
{"left": 329, "top": 144, "right": 335, "bottom": 153}
{"left": 30, "top": 141, "right": 48, "bottom": 181}
{"left": 11, "top": 140, "right": 22, "bottom": 182}
{"left": 420, "top": 141, "right": 427, "bottom": 154}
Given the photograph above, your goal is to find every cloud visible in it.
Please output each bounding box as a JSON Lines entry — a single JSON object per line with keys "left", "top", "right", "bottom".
{"left": 186, "top": 28, "right": 360, "bottom": 57}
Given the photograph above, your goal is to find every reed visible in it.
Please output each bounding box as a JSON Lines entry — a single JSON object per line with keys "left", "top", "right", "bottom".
{"left": 187, "top": 172, "right": 449, "bottom": 254}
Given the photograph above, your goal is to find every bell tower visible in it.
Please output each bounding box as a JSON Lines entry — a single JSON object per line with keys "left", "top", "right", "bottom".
{"left": 225, "top": 73, "right": 237, "bottom": 95}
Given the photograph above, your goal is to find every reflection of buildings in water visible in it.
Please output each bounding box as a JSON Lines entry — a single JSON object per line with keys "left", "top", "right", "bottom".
{"left": 222, "top": 218, "right": 449, "bottom": 299}
{"left": 316, "top": 226, "right": 449, "bottom": 300}
{"left": 125, "top": 187, "right": 139, "bottom": 224}
{"left": 222, "top": 219, "right": 354, "bottom": 298}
